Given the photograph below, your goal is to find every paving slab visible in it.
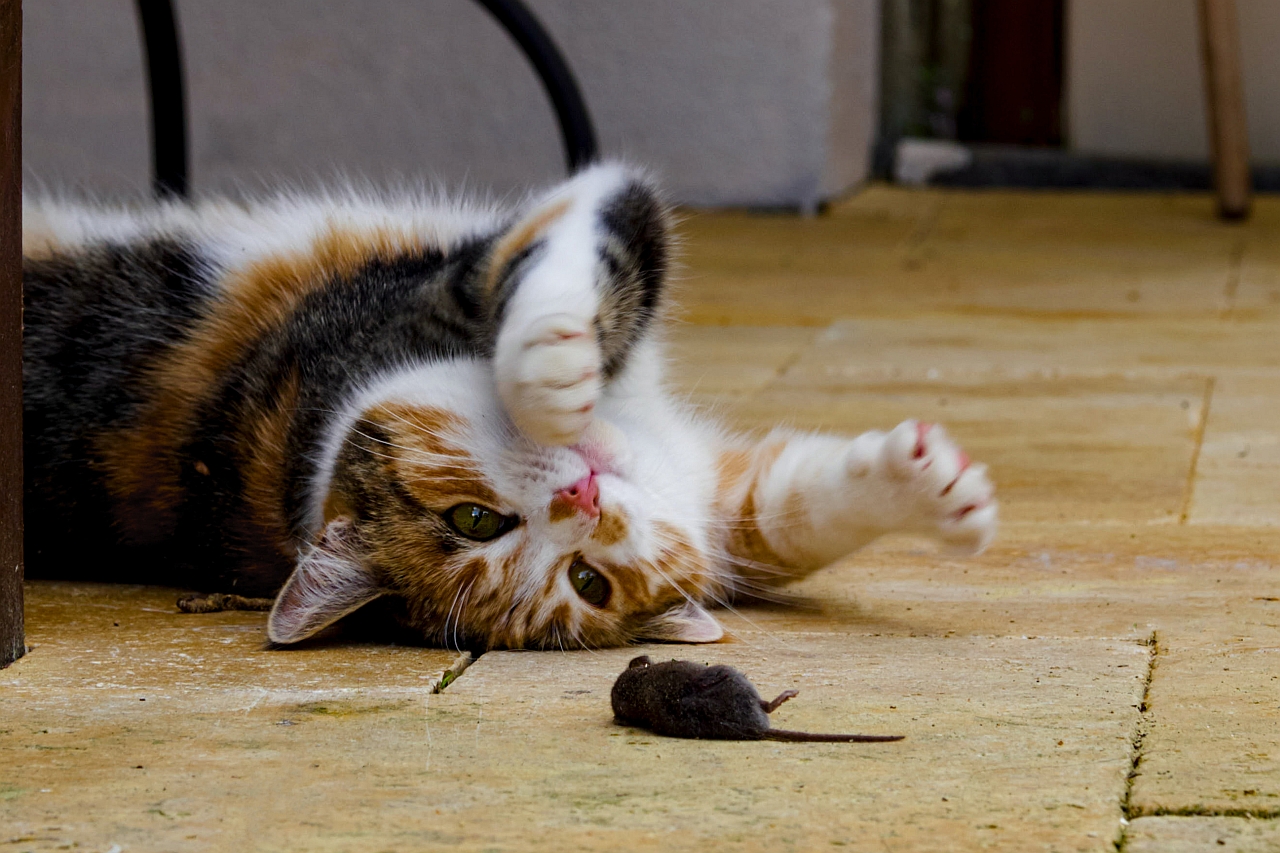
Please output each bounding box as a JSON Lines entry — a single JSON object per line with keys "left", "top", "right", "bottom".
{"left": 677, "top": 221, "right": 1235, "bottom": 325}
{"left": 680, "top": 191, "right": 1280, "bottom": 327}
{"left": 928, "top": 191, "right": 1250, "bottom": 256}
{"left": 1131, "top": 636, "right": 1280, "bottom": 818}
{"left": 1191, "top": 375, "right": 1280, "bottom": 526}
{"left": 423, "top": 634, "right": 1146, "bottom": 852}
{"left": 0, "top": 619, "right": 1147, "bottom": 852}
{"left": 663, "top": 323, "right": 816, "bottom": 397}
{"left": 15, "top": 582, "right": 458, "bottom": 692}
{"left": 2, "top": 583, "right": 463, "bottom": 852}
{"left": 782, "top": 317, "right": 1280, "bottom": 386}
{"left": 1125, "top": 816, "right": 1280, "bottom": 852}
{"left": 715, "top": 527, "right": 1280, "bottom": 643}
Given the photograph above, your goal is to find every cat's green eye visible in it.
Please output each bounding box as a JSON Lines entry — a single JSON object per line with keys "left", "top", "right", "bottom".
{"left": 445, "top": 503, "right": 514, "bottom": 541}
{"left": 569, "top": 559, "right": 611, "bottom": 608}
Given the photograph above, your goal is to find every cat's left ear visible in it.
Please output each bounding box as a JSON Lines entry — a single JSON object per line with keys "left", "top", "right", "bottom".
{"left": 267, "top": 517, "right": 384, "bottom": 644}
{"left": 638, "top": 602, "right": 725, "bottom": 644}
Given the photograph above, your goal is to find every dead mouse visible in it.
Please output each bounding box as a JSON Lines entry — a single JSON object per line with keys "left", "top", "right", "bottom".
{"left": 610, "top": 655, "right": 905, "bottom": 743}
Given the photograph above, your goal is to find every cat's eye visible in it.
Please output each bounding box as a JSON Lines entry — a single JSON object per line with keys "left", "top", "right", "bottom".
{"left": 569, "top": 559, "right": 611, "bottom": 608}
{"left": 445, "top": 503, "right": 516, "bottom": 541}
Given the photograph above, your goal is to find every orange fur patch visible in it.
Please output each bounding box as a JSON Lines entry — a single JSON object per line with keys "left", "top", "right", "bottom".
{"left": 100, "top": 224, "right": 428, "bottom": 544}
{"left": 232, "top": 370, "right": 303, "bottom": 569}
{"left": 548, "top": 496, "right": 577, "bottom": 523}
{"left": 483, "top": 197, "right": 570, "bottom": 295}
{"left": 590, "top": 509, "right": 629, "bottom": 545}
{"left": 716, "top": 439, "right": 791, "bottom": 576}
{"left": 369, "top": 403, "right": 500, "bottom": 509}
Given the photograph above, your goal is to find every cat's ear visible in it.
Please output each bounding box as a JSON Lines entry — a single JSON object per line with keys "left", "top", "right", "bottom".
{"left": 638, "top": 602, "right": 725, "bottom": 644}
{"left": 267, "top": 517, "right": 384, "bottom": 645}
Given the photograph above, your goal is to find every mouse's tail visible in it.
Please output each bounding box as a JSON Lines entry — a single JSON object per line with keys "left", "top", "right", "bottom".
{"left": 763, "top": 730, "right": 905, "bottom": 743}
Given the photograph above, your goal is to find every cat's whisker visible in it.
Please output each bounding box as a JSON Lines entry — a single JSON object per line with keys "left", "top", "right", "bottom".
{"left": 568, "top": 622, "right": 601, "bottom": 656}
{"left": 343, "top": 427, "right": 465, "bottom": 465}
{"left": 641, "top": 532, "right": 795, "bottom": 652}
{"left": 441, "top": 581, "right": 467, "bottom": 653}
{"left": 453, "top": 580, "right": 475, "bottom": 653}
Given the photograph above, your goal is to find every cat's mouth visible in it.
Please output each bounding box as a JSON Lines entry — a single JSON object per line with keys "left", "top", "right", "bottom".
{"left": 571, "top": 443, "right": 617, "bottom": 477}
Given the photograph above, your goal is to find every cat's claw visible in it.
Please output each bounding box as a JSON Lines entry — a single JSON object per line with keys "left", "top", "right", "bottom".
{"left": 878, "top": 420, "right": 997, "bottom": 554}
{"left": 495, "top": 313, "right": 603, "bottom": 446}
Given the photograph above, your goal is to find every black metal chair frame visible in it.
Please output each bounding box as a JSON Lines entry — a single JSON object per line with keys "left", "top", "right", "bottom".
{"left": 134, "top": 0, "right": 598, "bottom": 198}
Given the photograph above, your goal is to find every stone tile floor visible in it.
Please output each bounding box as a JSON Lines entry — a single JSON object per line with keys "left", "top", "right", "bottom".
{"left": 3, "top": 187, "right": 1279, "bottom": 852}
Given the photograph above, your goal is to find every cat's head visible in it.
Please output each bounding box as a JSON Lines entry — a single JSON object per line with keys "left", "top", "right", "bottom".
{"left": 266, "top": 361, "right": 726, "bottom": 649}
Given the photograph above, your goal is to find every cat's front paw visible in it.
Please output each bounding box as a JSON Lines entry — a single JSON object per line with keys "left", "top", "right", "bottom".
{"left": 865, "top": 420, "right": 997, "bottom": 554}
{"left": 495, "top": 313, "right": 602, "bottom": 446}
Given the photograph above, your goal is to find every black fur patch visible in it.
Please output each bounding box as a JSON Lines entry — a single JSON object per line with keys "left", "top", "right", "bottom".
{"left": 597, "top": 182, "right": 670, "bottom": 377}
{"left": 23, "top": 239, "right": 210, "bottom": 581}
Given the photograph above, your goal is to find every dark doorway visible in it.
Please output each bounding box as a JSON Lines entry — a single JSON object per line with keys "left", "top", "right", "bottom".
{"left": 959, "top": 0, "right": 1065, "bottom": 145}
{"left": 878, "top": 0, "right": 1066, "bottom": 155}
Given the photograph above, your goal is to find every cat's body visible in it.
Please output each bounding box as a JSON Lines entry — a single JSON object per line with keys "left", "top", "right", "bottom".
{"left": 22, "top": 165, "right": 997, "bottom": 649}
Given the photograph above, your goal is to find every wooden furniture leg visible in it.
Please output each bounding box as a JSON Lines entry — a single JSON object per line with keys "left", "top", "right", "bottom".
{"left": 1198, "top": 0, "right": 1251, "bottom": 220}
{"left": 0, "top": 0, "right": 20, "bottom": 668}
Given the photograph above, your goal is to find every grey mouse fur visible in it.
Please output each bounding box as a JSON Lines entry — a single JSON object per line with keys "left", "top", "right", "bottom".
{"left": 610, "top": 655, "right": 905, "bottom": 743}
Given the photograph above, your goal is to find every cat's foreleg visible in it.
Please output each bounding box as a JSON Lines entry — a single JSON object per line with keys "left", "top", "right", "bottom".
{"left": 720, "top": 421, "right": 997, "bottom": 583}
{"left": 490, "top": 165, "right": 668, "bottom": 446}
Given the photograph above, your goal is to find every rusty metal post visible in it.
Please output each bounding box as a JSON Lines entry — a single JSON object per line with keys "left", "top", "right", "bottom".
{"left": 0, "top": 0, "right": 21, "bottom": 668}
{"left": 1198, "top": 0, "right": 1251, "bottom": 220}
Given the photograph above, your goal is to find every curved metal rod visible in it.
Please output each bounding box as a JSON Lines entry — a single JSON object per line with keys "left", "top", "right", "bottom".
{"left": 473, "top": 0, "right": 598, "bottom": 171}
{"left": 135, "top": 0, "right": 189, "bottom": 198}
{"left": 133, "top": 0, "right": 597, "bottom": 197}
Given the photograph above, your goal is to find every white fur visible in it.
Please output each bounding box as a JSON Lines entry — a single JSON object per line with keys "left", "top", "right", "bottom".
{"left": 753, "top": 421, "right": 997, "bottom": 571}
{"left": 25, "top": 184, "right": 504, "bottom": 278}
{"left": 493, "top": 165, "right": 639, "bottom": 447}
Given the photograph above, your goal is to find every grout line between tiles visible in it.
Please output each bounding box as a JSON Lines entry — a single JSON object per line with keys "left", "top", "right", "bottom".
{"left": 1114, "top": 631, "right": 1160, "bottom": 852}
{"left": 1178, "top": 377, "right": 1216, "bottom": 524}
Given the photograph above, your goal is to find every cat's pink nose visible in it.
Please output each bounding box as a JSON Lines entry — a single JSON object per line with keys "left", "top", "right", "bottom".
{"left": 556, "top": 474, "right": 601, "bottom": 519}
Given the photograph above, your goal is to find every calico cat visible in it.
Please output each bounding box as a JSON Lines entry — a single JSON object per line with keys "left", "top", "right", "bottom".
{"left": 22, "top": 164, "right": 997, "bottom": 650}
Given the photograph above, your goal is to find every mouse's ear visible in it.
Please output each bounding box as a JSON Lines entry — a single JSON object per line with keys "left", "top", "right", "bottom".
{"left": 637, "top": 602, "right": 724, "bottom": 644}
{"left": 267, "top": 517, "right": 384, "bottom": 645}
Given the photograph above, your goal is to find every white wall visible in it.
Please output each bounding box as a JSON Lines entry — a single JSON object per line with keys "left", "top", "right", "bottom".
{"left": 23, "top": 0, "right": 880, "bottom": 207}
{"left": 1068, "top": 0, "right": 1280, "bottom": 165}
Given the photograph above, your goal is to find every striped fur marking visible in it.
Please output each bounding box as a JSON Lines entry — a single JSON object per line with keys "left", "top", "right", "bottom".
{"left": 716, "top": 440, "right": 791, "bottom": 577}
{"left": 483, "top": 197, "right": 571, "bottom": 297}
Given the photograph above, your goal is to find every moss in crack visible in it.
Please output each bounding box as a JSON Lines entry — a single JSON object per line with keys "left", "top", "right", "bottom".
{"left": 432, "top": 651, "right": 476, "bottom": 694}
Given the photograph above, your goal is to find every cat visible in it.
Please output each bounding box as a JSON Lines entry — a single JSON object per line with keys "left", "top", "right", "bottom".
{"left": 21, "top": 163, "right": 997, "bottom": 650}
